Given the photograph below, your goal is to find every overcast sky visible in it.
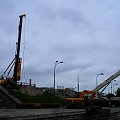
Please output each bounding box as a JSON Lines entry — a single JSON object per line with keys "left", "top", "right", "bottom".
{"left": 0, "top": 0, "right": 120, "bottom": 93}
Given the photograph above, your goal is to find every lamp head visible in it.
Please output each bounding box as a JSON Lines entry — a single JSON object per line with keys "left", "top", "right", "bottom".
{"left": 100, "top": 73, "right": 104, "bottom": 75}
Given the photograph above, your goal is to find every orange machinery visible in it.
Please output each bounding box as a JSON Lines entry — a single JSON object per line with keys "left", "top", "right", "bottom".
{"left": 66, "top": 90, "right": 96, "bottom": 103}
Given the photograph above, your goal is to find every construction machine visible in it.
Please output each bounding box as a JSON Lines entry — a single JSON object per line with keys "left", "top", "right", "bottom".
{"left": 66, "top": 69, "right": 120, "bottom": 108}
{"left": 0, "top": 14, "right": 26, "bottom": 84}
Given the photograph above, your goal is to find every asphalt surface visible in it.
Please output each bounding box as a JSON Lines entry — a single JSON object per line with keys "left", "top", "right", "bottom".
{"left": 0, "top": 108, "right": 85, "bottom": 118}
{"left": 0, "top": 107, "right": 120, "bottom": 119}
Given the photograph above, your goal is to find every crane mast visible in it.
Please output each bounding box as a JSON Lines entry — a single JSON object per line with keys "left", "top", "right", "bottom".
{"left": 13, "top": 14, "right": 26, "bottom": 84}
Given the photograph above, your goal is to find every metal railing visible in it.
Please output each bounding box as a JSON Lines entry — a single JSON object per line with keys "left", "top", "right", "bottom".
{"left": 0, "top": 85, "right": 21, "bottom": 103}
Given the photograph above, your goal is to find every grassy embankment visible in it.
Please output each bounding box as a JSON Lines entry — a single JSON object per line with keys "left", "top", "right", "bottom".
{"left": 2, "top": 84, "right": 66, "bottom": 106}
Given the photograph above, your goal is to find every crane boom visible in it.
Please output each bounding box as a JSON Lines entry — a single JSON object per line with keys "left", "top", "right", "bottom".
{"left": 66, "top": 69, "right": 120, "bottom": 108}
{"left": 93, "top": 69, "right": 120, "bottom": 92}
{"left": 13, "top": 14, "right": 26, "bottom": 83}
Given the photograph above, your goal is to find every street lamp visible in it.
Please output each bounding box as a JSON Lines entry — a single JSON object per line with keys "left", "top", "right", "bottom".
{"left": 113, "top": 83, "right": 119, "bottom": 94}
{"left": 53, "top": 61, "right": 63, "bottom": 95}
{"left": 96, "top": 73, "right": 104, "bottom": 87}
{"left": 111, "top": 79, "right": 116, "bottom": 94}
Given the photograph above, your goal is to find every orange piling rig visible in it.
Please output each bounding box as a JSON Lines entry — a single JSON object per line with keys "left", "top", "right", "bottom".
{"left": 13, "top": 14, "right": 26, "bottom": 84}
{"left": 0, "top": 14, "right": 26, "bottom": 84}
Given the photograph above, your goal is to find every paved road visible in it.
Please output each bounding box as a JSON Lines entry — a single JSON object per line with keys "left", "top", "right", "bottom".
{"left": 103, "top": 107, "right": 120, "bottom": 113}
{"left": 0, "top": 108, "right": 85, "bottom": 118}
{"left": 0, "top": 107, "right": 120, "bottom": 119}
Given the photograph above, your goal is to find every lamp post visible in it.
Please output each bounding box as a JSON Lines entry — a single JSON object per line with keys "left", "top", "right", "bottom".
{"left": 113, "top": 83, "right": 118, "bottom": 94}
{"left": 77, "top": 75, "right": 79, "bottom": 92}
{"left": 96, "top": 73, "right": 104, "bottom": 87}
{"left": 111, "top": 80, "right": 116, "bottom": 94}
{"left": 53, "top": 61, "right": 63, "bottom": 95}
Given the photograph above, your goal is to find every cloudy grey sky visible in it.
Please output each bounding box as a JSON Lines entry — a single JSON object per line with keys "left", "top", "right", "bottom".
{"left": 0, "top": 0, "right": 120, "bottom": 93}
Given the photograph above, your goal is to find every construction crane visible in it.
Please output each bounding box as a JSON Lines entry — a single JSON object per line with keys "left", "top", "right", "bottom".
{"left": 66, "top": 69, "right": 120, "bottom": 108}
{"left": 0, "top": 14, "right": 26, "bottom": 84}
{"left": 93, "top": 69, "right": 120, "bottom": 93}
{"left": 13, "top": 14, "right": 26, "bottom": 84}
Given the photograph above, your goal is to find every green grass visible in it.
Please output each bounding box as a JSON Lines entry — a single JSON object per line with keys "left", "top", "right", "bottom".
{"left": 12, "top": 91, "right": 66, "bottom": 106}
{"left": 1, "top": 84, "right": 66, "bottom": 106}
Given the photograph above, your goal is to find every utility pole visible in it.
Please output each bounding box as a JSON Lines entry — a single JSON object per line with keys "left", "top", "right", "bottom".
{"left": 77, "top": 75, "right": 80, "bottom": 92}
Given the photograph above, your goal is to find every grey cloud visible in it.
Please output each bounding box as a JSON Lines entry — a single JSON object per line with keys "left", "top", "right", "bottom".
{"left": 0, "top": 0, "right": 120, "bottom": 92}
{"left": 34, "top": 1, "right": 86, "bottom": 27}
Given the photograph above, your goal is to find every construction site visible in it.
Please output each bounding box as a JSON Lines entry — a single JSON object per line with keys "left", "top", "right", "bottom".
{"left": 0, "top": 14, "right": 120, "bottom": 119}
